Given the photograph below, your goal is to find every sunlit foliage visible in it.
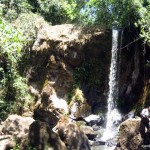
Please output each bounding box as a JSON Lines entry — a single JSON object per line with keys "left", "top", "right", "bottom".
{"left": 0, "top": 17, "right": 31, "bottom": 119}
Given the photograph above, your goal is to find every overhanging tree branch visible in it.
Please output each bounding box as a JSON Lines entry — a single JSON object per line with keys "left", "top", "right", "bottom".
{"left": 120, "top": 37, "right": 143, "bottom": 50}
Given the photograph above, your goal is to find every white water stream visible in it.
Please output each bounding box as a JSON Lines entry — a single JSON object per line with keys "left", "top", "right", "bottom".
{"left": 101, "top": 29, "right": 122, "bottom": 141}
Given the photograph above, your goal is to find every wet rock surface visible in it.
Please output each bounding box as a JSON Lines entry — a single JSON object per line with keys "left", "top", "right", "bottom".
{"left": 80, "top": 125, "right": 98, "bottom": 140}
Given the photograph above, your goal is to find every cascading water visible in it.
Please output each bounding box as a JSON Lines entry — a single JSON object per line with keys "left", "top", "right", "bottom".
{"left": 101, "top": 29, "right": 122, "bottom": 141}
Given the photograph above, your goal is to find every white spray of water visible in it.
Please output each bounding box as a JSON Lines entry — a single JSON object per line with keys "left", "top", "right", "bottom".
{"left": 101, "top": 29, "right": 122, "bottom": 141}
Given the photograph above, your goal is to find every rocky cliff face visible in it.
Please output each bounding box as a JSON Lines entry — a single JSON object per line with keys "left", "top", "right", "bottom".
{"left": 25, "top": 24, "right": 112, "bottom": 118}
{"left": 24, "top": 24, "right": 149, "bottom": 117}
{"left": 118, "top": 26, "right": 150, "bottom": 112}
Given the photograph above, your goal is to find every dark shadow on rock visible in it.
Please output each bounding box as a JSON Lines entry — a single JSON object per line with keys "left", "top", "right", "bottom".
{"left": 21, "top": 120, "right": 67, "bottom": 150}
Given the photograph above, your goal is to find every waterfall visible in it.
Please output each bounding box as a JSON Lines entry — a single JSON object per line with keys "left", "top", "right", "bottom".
{"left": 101, "top": 29, "right": 122, "bottom": 141}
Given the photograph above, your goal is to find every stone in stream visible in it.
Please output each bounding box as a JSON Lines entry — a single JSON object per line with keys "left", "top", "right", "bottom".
{"left": 115, "top": 118, "right": 143, "bottom": 150}
{"left": 89, "top": 140, "right": 105, "bottom": 146}
{"left": 92, "top": 124, "right": 101, "bottom": 131}
{"left": 106, "top": 137, "right": 117, "bottom": 147}
{"left": 84, "top": 114, "right": 104, "bottom": 126}
{"left": 80, "top": 125, "right": 98, "bottom": 140}
{"left": 140, "top": 145, "right": 150, "bottom": 150}
{"left": 122, "top": 110, "right": 135, "bottom": 121}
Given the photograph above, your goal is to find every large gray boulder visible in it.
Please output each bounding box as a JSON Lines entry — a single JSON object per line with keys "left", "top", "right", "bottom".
{"left": 0, "top": 135, "right": 15, "bottom": 150}
{"left": 80, "top": 125, "right": 98, "bottom": 140}
{"left": 21, "top": 118, "right": 91, "bottom": 150}
{"left": 54, "top": 117, "right": 91, "bottom": 150}
{"left": 115, "top": 118, "right": 142, "bottom": 150}
{"left": 0, "top": 115, "right": 34, "bottom": 150}
{"left": 2, "top": 115, "right": 34, "bottom": 143}
{"left": 20, "top": 120, "right": 67, "bottom": 150}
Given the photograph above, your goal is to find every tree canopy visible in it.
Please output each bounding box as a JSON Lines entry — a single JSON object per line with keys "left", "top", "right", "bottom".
{"left": 1, "top": 0, "right": 149, "bottom": 44}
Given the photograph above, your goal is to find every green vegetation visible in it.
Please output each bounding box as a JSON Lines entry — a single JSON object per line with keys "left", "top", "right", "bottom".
{"left": 27, "top": 0, "right": 70, "bottom": 24}
{"left": 11, "top": 144, "right": 20, "bottom": 150}
{"left": 67, "top": 57, "right": 108, "bottom": 105}
{"left": 0, "top": 14, "right": 32, "bottom": 119}
{"left": 73, "top": 57, "right": 108, "bottom": 88}
{"left": 14, "top": 13, "right": 47, "bottom": 46}
{"left": 1, "top": 0, "right": 150, "bottom": 44}
{"left": 136, "top": 1, "right": 150, "bottom": 46}
{"left": 1, "top": 0, "right": 31, "bottom": 21}
{"left": 12, "top": 144, "right": 36, "bottom": 150}
{"left": 70, "top": 87, "right": 85, "bottom": 103}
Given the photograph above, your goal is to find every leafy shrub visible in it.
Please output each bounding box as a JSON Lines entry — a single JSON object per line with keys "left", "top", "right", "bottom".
{"left": 136, "top": 3, "right": 150, "bottom": 46}
{"left": 0, "top": 17, "right": 32, "bottom": 119}
{"left": 11, "top": 144, "right": 36, "bottom": 150}
{"left": 27, "top": 0, "right": 70, "bottom": 24}
{"left": 1, "top": 0, "right": 32, "bottom": 21}
{"left": 74, "top": 59, "right": 102, "bottom": 88}
{"left": 71, "top": 87, "right": 85, "bottom": 103}
{"left": 14, "top": 13, "right": 48, "bottom": 48}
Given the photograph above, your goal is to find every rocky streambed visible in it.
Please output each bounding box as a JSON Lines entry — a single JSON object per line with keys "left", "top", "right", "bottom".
{"left": 0, "top": 113, "right": 150, "bottom": 150}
